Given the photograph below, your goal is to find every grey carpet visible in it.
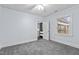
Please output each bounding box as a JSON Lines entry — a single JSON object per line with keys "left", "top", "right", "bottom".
{"left": 0, "top": 39, "right": 79, "bottom": 55}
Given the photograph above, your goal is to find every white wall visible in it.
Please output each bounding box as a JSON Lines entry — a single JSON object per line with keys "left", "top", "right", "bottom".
{"left": 47, "top": 5, "right": 79, "bottom": 48}
{"left": 0, "top": 7, "right": 42, "bottom": 48}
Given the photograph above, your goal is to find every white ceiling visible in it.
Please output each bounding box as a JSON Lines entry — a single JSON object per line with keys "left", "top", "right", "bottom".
{"left": 0, "top": 4, "right": 76, "bottom": 17}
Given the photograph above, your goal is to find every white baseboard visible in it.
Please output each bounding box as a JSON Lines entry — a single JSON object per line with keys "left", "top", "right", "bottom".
{"left": 0, "top": 39, "right": 37, "bottom": 49}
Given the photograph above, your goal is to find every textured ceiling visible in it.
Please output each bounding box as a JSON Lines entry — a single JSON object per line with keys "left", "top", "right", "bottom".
{"left": 0, "top": 4, "right": 76, "bottom": 17}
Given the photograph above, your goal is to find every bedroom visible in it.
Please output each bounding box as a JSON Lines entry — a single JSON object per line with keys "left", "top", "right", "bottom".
{"left": 0, "top": 4, "right": 79, "bottom": 55}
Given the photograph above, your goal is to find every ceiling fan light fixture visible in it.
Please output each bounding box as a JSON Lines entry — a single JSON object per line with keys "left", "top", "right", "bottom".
{"left": 35, "top": 5, "right": 44, "bottom": 10}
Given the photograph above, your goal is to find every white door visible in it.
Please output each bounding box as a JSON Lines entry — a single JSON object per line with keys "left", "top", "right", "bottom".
{"left": 43, "top": 22, "right": 49, "bottom": 40}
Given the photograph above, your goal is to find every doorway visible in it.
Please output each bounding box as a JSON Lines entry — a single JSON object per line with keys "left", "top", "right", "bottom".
{"left": 37, "top": 22, "right": 49, "bottom": 40}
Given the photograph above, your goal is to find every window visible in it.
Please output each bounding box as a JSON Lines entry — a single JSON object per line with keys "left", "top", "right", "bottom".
{"left": 57, "top": 16, "right": 72, "bottom": 36}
